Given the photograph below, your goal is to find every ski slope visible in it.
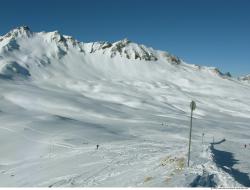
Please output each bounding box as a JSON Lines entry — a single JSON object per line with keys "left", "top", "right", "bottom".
{"left": 0, "top": 26, "right": 250, "bottom": 187}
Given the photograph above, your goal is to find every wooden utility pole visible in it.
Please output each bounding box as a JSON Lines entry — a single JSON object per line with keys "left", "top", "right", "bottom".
{"left": 202, "top": 133, "right": 205, "bottom": 144}
{"left": 188, "top": 100, "right": 196, "bottom": 167}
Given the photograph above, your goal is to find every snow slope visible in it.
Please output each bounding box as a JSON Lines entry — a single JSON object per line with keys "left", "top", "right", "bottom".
{"left": 0, "top": 26, "right": 249, "bottom": 187}
{"left": 239, "top": 75, "right": 250, "bottom": 84}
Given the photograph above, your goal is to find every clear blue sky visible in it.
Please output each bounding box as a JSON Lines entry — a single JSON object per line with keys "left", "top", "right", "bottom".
{"left": 0, "top": 0, "right": 249, "bottom": 76}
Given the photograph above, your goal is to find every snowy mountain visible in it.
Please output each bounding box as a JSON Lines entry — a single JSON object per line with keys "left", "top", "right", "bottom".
{"left": 238, "top": 74, "right": 250, "bottom": 83}
{"left": 0, "top": 26, "right": 250, "bottom": 187}
{"left": 0, "top": 26, "right": 231, "bottom": 80}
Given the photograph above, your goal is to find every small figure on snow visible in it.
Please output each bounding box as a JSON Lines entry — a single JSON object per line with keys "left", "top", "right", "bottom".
{"left": 96, "top": 144, "right": 99, "bottom": 150}
{"left": 244, "top": 144, "right": 247, "bottom": 148}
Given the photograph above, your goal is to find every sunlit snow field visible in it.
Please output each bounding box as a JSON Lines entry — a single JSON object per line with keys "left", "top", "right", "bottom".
{"left": 0, "top": 27, "right": 250, "bottom": 187}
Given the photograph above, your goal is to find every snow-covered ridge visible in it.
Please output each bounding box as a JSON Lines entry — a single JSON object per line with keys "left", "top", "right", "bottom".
{"left": 0, "top": 26, "right": 175, "bottom": 61}
{"left": 0, "top": 26, "right": 188, "bottom": 64}
{"left": 0, "top": 26, "right": 231, "bottom": 80}
{"left": 238, "top": 74, "right": 250, "bottom": 82}
{"left": 0, "top": 26, "right": 33, "bottom": 40}
{"left": 85, "top": 38, "right": 159, "bottom": 61}
{"left": 0, "top": 26, "right": 32, "bottom": 52}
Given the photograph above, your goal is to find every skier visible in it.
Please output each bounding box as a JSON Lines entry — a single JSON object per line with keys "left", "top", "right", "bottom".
{"left": 96, "top": 144, "right": 99, "bottom": 150}
{"left": 244, "top": 144, "right": 247, "bottom": 148}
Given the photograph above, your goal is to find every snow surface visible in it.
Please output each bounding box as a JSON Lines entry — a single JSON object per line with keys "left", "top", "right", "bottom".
{"left": 239, "top": 75, "right": 250, "bottom": 84}
{"left": 0, "top": 26, "right": 249, "bottom": 187}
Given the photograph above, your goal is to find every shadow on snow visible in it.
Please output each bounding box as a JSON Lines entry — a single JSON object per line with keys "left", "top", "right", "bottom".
{"left": 211, "top": 139, "right": 250, "bottom": 187}
{"left": 190, "top": 171, "right": 217, "bottom": 187}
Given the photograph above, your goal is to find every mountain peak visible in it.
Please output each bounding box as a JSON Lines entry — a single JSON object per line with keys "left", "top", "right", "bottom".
{"left": 15, "top": 26, "right": 31, "bottom": 32}
{"left": 86, "top": 39, "right": 158, "bottom": 61}
{"left": 113, "top": 38, "right": 131, "bottom": 45}
{"left": 106, "top": 39, "right": 157, "bottom": 61}
{"left": 47, "top": 30, "right": 64, "bottom": 42}
{"left": 5, "top": 26, "right": 32, "bottom": 39}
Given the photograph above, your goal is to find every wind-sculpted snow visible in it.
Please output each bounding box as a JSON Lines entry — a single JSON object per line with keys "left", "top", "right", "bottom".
{"left": 0, "top": 26, "right": 250, "bottom": 187}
